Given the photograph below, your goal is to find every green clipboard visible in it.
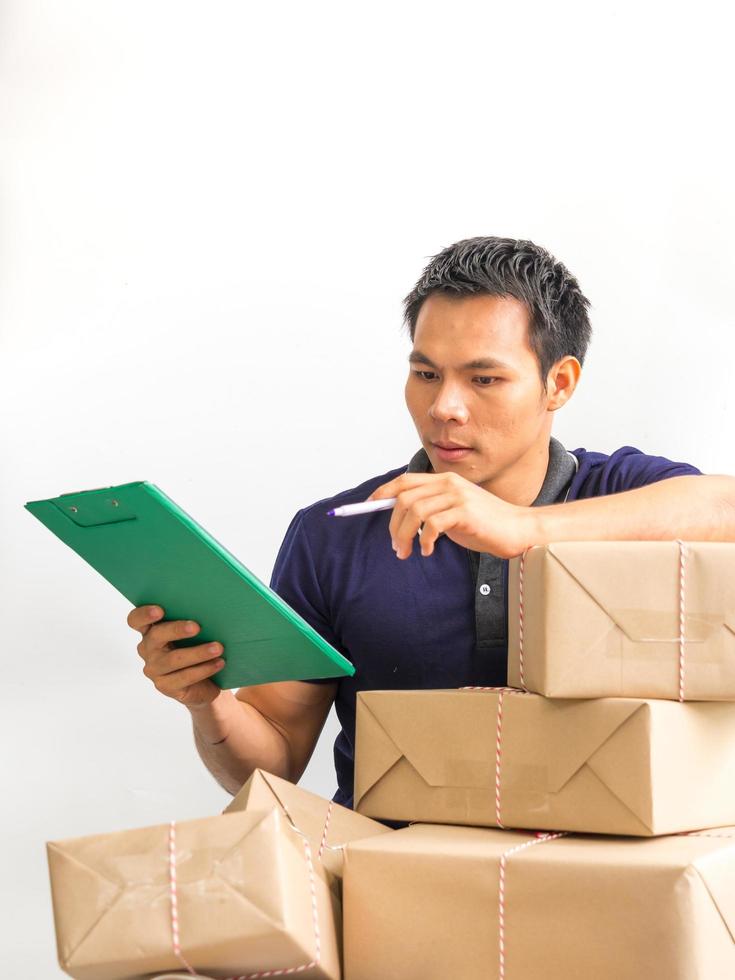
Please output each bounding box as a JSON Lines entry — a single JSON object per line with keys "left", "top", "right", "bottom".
{"left": 24, "top": 480, "right": 355, "bottom": 689}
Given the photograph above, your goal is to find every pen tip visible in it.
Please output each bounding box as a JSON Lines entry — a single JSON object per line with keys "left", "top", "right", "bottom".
{"left": 326, "top": 509, "right": 335, "bottom": 516}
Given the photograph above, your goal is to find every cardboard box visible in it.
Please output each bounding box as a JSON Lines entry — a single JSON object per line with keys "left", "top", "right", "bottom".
{"left": 47, "top": 807, "right": 340, "bottom": 980}
{"left": 354, "top": 687, "right": 735, "bottom": 835}
{"left": 223, "top": 768, "right": 391, "bottom": 881}
{"left": 507, "top": 541, "right": 735, "bottom": 699}
{"left": 343, "top": 823, "right": 735, "bottom": 980}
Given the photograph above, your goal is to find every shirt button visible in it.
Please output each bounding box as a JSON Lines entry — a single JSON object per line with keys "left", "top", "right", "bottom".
{"left": 479, "top": 583, "right": 491, "bottom": 596}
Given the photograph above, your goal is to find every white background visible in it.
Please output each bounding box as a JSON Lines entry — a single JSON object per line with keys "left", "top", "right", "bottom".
{"left": 2, "top": 0, "right": 734, "bottom": 973}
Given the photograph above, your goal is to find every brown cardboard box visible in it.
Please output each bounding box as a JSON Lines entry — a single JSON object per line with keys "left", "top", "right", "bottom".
{"left": 343, "top": 823, "right": 735, "bottom": 980}
{"left": 354, "top": 687, "right": 735, "bottom": 835}
{"left": 47, "top": 807, "right": 340, "bottom": 980}
{"left": 223, "top": 768, "right": 391, "bottom": 880}
{"left": 507, "top": 540, "right": 735, "bottom": 699}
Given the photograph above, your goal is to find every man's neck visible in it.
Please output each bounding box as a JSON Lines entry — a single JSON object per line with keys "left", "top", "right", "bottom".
{"left": 480, "top": 439, "right": 551, "bottom": 506}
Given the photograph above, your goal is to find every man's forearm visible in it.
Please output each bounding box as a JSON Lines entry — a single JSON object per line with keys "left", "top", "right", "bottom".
{"left": 530, "top": 475, "right": 735, "bottom": 546}
{"left": 188, "top": 690, "right": 291, "bottom": 797}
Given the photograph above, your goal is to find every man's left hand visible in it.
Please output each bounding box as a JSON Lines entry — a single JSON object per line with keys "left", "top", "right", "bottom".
{"left": 367, "top": 472, "right": 536, "bottom": 560}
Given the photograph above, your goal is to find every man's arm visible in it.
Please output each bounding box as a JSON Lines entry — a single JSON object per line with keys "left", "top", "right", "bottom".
{"left": 189, "top": 679, "right": 338, "bottom": 796}
{"left": 367, "top": 471, "right": 735, "bottom": 559}
{"left": 529, "top": 475, "right": 735, "bottom": 546}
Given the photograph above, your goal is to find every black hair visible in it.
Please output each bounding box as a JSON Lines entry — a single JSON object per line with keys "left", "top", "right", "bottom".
{"left": 403, "top": 236, "right": 592, "bottom": 385}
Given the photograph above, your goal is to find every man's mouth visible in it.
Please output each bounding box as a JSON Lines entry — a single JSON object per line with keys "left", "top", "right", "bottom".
{"left": 433, "top": 441, "right": 472, "bottom": 450}
{"left": 432, "top": 442, "right": 474, "bottom": 461}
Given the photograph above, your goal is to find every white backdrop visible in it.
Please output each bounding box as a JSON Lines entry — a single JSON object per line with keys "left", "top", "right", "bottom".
{"left": 2, "top": 0, "right": 734, "bottom": 973}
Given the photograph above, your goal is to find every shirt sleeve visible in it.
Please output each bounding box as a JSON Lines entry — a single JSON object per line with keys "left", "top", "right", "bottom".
{"left": 269, "top": 508, "right": 349, "bottom": 684}
{"left": 573, "top": 445, "right": 703, "bottom": 497}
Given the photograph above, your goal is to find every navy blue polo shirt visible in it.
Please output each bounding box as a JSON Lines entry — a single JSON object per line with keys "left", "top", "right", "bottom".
{"left": 269, "top": 441, "right": 702, "bottom": 809}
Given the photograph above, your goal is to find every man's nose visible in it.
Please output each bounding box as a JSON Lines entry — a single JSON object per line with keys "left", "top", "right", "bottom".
{"left": 429, "top": 382, "right": 470, "bottom": 424}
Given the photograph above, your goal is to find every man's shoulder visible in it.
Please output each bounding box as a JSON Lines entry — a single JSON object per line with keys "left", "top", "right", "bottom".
{"left": 568, "top": 444, "right": 702, "bottom": 498}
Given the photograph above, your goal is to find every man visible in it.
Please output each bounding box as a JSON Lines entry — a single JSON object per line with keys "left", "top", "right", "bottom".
{"left": 129, "top": 236, "right": 735, "bottom": 808}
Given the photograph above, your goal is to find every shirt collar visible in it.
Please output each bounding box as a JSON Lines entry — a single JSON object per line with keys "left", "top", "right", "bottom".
{"left": 406, "top": 436, "right": 577, "bottom": 505}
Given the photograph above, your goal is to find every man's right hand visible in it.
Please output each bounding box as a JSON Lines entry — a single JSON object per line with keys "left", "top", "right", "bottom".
{"left": 127, "top": 605, "right": 225, "bottom": 708}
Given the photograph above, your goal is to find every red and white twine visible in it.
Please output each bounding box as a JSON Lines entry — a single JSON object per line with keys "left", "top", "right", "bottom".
{"left": 168, "top": 821, "right": 197, "bottom": 976}
{"left": 518, "top": 551, "right": 527, "bottom": 689}
{"left": 317, "top": 802, "right": 333, "bottom": 861}
{"left": 495, "top": 691, "right": 506, "bottom": 827}
{"left": 464, "top": 542, "right": 692, "bottom": 979}
{"left": 459, "top": 685, "right": 532, "bottom": 829}
{"left": 676, "top": 539, "right": 688, "bottom": 702}
{"left": 497, "top": 832, "right": 566, "bottom": 980}
{"left": 164, "top": 802, "right": 336, "bottom": 980}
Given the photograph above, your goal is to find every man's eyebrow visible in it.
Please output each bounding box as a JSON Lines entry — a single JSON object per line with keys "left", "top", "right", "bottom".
{"left": 407, "top": 350, "right": 513, "bottom": 371}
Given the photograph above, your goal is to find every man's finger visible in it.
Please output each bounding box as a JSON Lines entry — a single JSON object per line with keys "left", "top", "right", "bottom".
{"left": 368, "top": 473, "right": 439, "bottom": 500}
{"left": 154, "top": 658, "right": 225, "bottom": 699}
{"left": 149, "top": 641, "right": 224, "bottom": 677}
{"left": 417, "top": 507, "right": 464, "bottom": 557}
{"left": 147, "top": 618, "right": 202, "bottom": 653}
{"left": 387, "top": 483, "right": 455, "bottom": 541}
{"left": 127, "top": 604, "right": 165, "bottom": 636}
{"left": 392, "top": 492, "right": 457, "bottom": 558}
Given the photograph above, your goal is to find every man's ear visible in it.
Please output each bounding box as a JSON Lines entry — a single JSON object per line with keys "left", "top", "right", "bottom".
{"left": 546, "top": 356, "right": 581, "bottom": 411}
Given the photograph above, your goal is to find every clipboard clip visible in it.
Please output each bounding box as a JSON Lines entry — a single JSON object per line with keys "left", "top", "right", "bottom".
{"left": 51, "top": 493, "right": 138, "bottom": 527}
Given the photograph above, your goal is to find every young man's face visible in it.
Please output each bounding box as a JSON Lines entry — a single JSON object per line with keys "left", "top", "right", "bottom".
{"left": 404, "top": 292, "right": 558, "bottom": 493}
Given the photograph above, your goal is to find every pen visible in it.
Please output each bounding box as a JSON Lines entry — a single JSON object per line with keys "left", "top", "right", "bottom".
{"left": 326, "top": 497, "right": 397, "bottom": 517}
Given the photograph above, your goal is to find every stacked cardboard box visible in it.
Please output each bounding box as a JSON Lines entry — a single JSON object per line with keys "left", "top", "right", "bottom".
{"left": 347, "top": 541, "right": 735, "bottom": 978}
{"left": 506, "top": 541, "right": 735, "bottom": 700}
{"left": 45, "top": 542, "right": 735, "bottom": 978}
{"left": 344, "top": 824, "right": 735, "bottom": 979}
{"left": 46, "top": 769, "right": 390, "bottom": 979}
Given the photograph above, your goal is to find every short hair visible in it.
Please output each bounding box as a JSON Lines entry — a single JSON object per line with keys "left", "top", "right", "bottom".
{"left": 402, "top": 236, "right": 592, "bottom": 384}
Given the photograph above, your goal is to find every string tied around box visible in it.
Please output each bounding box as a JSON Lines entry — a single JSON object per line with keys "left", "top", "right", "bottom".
{"left": 158, "top": 799, "right": 343, "bottom": 980}
{"left": 458, "top": 686, "right": 532, "bottom": 830}
{"left": 497, "top": 831, "right": 566, "bottom": 979}
{"left": 517, "top": 539, "right": 690, "bottom": 701}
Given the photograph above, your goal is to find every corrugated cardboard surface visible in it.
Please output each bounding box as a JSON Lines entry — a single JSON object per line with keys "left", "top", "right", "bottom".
{"left": 354, "top": 688, "right": 735, "bottom": 835}
{"left": 507, "top": 541, "right": 735, "bottom": 699}
{"left": 46, "top": 807, "right": 340, "bottom": 980}
{"left": 343, "top": 823, "right": 735, "bottom": 980}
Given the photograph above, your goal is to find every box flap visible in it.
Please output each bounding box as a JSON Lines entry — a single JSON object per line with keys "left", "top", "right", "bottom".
{"left": 211, "top": 809, "right": 293, "bottom": 930}
{"left": 506, "top": 695, "right": 645, "bottom": 796}
{"left": 546, "top": 541, "right": 729, "bottom": 643}
{"left": 357, "top": 689, "right": 502, "bottom": 791}
{"left": 222, "top": 767, "right": 272, "bottom": 814}
{"left": 356, "top": 691, "right": 659, "bottom": 833}
{"left": 693, "top": 838, "right": 735, "bottom": 946}
{"left": 358, "top": 690, "right": 645, "bottom": 799}
{"left": 46, "top": 841, "right": 123, "bottom": 965}
{"left": 583, "top": 701, "right": 653, "bottom": 830}
{"left": 354, "top": 693, "right": 404, "bottom": 808}
{"left": 49, "top": 810, "right": 291, "bottom": 970}
{"left": 226, "top": 767, "right": 389, "bottom": 877}
{"left": 234, "top": 768, "right": 387, "bottom": 840}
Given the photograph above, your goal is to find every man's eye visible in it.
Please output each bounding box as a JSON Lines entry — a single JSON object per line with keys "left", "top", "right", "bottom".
{"left": 411, "top": 370, "right": 499, "bottom": 386}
